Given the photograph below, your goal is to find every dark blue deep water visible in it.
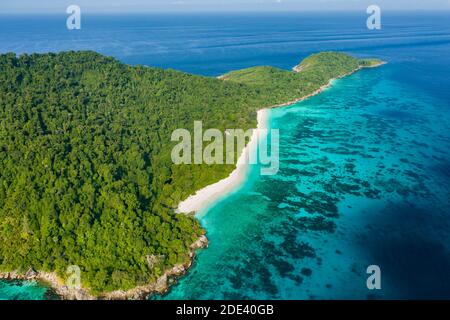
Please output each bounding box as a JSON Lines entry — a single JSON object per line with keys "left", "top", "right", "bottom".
{"left": 1, "top": 12, "right": 449, "bottom": 299}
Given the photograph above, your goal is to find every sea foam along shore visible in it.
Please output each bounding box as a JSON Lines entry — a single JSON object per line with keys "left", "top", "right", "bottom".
{"left": 177, "top": 60, "right": 386, "bottom": 214}
{"left": 177, "top": 109, "right": 270, "bottom": 214}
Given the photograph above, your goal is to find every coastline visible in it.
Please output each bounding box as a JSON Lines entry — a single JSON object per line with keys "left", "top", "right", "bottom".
{"left": 176, "top": 109, "right": 270, "bottom": 214}
{"left": 177, "top": 60, "right": 386, "bottom": 215}
{"left": 0, "top": 60, "right": 385, "bottom": 300}
{"left": 0, "top": 235, "right": 208, "bottom": 300}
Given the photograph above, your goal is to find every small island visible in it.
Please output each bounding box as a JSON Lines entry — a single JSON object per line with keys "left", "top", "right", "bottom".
{"left": 0, "top": 51, "right": 384, "bottom": 299}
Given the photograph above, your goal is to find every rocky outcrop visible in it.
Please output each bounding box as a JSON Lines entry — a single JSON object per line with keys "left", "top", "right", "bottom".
{"left": 292, "top": 64, "right": 307, "bottom": 73}
{"left": 25, "top": 268, "right": 38, "bottom": 278}
{"left": 0, "top": 235, "right": 209, "bottom": 300}
{"left": 0, "top": 270, "right": 95, "bottom": 300}
{"left": 102, "top": 235, "right": 208, "bottom": 300}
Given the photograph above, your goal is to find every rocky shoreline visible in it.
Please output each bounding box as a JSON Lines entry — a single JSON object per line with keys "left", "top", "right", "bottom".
{"left": 276, "top": 60, "right": 386, "bottom": 109}
{"left": 0, "top": 235, "right": 208, "bottom": 300}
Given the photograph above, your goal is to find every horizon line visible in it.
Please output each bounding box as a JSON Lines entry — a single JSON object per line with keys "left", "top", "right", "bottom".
{"left": 1, "top": 8, "right": 450, "bottom": 15}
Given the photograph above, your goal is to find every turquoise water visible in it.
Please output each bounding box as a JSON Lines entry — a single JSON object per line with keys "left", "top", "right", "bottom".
{"left": 159, "top": 64, "right": 450, "bottom": 300}
{"left": 0, "top": 280, "right": 58, "bottom": 300}
{"left": 1, "top": 12, "right": 450, "bottom": 299}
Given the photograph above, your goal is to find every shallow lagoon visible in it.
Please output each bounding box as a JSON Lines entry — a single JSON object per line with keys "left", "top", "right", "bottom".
{"left": 160, "top": 62, "right": 450, "bottom": 299}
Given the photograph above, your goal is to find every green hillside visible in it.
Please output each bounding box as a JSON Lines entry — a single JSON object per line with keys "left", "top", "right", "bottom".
{"left": 220, "top": 52, "right": 376, "bottom": 103}
{"left": 0, "top": 51, "right": 381, "bottom": 294}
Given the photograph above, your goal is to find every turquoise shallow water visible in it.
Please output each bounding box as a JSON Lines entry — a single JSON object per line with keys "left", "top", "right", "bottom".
{"left": 1, "top": 12, "right": 450, "bottom": 300}
{"left": 158, "top": 63, "right": 450, "bottom": 300}
{"left": 0, "top": 280, "right": 58, "bottom": 300}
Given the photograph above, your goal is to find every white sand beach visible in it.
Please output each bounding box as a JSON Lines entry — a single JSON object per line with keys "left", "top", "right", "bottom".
{"left": 176, "top": 109, "right": 270, "bottom": 214}
{"left": 177, "top": 62, "right": 386, "bottom": 215}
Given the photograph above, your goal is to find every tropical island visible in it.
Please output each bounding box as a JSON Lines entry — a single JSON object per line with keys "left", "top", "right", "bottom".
{"left": 0, "top": 51, "right": 384, "bottom": 299}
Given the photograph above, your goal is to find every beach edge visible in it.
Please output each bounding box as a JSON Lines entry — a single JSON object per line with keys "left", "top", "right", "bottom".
{"left": 176, "top": 60, "right": 386, "bottom": 215}
{"left": 0, "top": 59, "right": 386, "bottom": 300}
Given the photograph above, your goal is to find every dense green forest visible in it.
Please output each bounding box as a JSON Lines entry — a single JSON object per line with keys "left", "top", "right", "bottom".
{"left": 0, "top": 51, "right": 378, "bottom": 294}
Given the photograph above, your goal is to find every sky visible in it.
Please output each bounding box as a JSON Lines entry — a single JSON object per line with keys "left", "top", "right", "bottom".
{"left": 1, "top": 0, "right": 450, "bottom": 14}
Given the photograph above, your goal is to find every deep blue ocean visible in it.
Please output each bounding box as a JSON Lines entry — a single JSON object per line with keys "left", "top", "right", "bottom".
{"left": 1, "top": 12, "right": 449, "bottom": 300}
